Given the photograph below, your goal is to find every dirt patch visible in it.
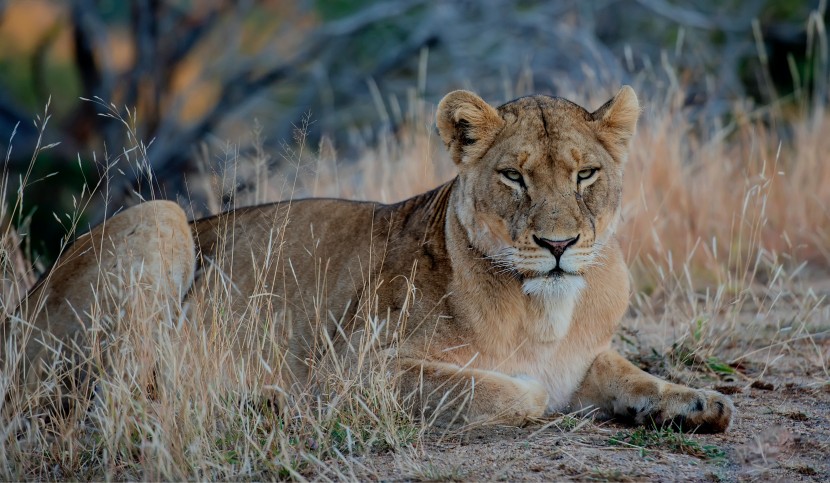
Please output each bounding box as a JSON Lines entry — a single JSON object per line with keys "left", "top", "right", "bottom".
{"left": 335, "top": 326, "right": 830, "bottom": 482}
{"left": 348, "top": 378, "right": 829, "bottom": 481}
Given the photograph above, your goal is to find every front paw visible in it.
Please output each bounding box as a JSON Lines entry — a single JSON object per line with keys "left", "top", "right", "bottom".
{"left": 648, "top": 386, "right": 734, "bottom": 433}
{"left": 515, "top": 377, "right": 549, "bottom": 420}
{"left": 487, "top": 377, "right": 549, "bottom": 426}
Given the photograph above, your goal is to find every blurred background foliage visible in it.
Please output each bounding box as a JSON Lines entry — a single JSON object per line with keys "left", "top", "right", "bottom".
{"left": 0, "top": 0, "right": 826, "bottom": 264}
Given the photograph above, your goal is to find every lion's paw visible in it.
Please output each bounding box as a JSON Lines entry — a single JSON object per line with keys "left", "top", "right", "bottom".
{"left": 515, "top": 377, "right": 549, "bottom": 420}
{"left": 643, "top": 386, "right": 734, "bottom": 433}
{"left": 490, "top": 377, "right": 549, "bottom": 426}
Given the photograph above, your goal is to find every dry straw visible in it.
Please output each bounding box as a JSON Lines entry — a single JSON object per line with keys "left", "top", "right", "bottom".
{"left": 1, "top": 65, "right": 829, "bottom": 478}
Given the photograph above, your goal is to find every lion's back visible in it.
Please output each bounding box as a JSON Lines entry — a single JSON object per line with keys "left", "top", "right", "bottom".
{"left": 190, "top": 198, "right": 387, "bottom": 309}
{"left": 185, "top": 190, "right": 454, "bottom": 362}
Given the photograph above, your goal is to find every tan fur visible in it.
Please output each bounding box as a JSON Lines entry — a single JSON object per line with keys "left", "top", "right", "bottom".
{"left": 2, "top": 201, "right": 194, "bottom": 408}
{"left": 4, "top": 88, "right": 733, "bottom": 431}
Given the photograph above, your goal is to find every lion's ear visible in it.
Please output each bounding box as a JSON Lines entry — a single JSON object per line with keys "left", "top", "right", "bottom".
{"left": 436, "top": 90, "right": 504, "bottom": 165}
{"left": 592, "top": 86, "right": 640, "bottom": 162}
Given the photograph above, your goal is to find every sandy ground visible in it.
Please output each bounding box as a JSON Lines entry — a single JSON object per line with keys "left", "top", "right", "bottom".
{"left": 379, "top": 383, "right": 828, "bottom": 481}
{"left": 340, "top": 320, "right": 830, "bottom": 482}
{"left": 350, "top": 377, "right": 829, "bottom": 482}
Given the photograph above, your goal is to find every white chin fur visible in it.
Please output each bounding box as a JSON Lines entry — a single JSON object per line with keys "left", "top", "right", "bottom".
{"left": 522, "top": 274, "right": 586, "bottom": 297}
{"left": 522, "top": 275, "right": 585, "bottom": 340}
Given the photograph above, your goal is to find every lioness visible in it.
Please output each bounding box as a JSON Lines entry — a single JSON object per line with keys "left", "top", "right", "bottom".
{"left": 3, "top": 87, "right": 733, "bottom": 432}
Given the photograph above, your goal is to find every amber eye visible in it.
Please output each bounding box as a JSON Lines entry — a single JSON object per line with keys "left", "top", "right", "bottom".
{"left": 577, "top": 168, "right": 598, "bottom": 181}
{"left": 501, "top": 169, "right": 525, "bottom": 187}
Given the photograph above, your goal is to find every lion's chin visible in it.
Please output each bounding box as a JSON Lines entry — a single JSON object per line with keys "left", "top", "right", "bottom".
{"left": 522, "top": 271, "right": 585, "bottom": 298}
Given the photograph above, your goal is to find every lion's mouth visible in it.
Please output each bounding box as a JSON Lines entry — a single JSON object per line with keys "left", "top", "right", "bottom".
{"left": 521, "top": 266, "right": 587, "bottom": 297}
{"left": 546, "top": 268, "right": 567, "bottom": 278}
{"left": 512, "top": 264, "right": 579, "bottom": 281}
{"left": 519, "top": 267, "right": 578, "bottom": 281}
{"left": 545, "top": 267, "right": 580, "bottom": 278}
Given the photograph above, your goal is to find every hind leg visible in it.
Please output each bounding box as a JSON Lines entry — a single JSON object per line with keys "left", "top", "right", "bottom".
{"left": 2, "top": 200, "right": 195, "bottom": 407}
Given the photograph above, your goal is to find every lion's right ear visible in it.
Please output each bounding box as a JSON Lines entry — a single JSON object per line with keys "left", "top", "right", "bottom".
{"left": 436, "top": 90, "right": 504, "bottom": 165}
{"left": 591, "top": 86, "right": 640, "bottom": 162}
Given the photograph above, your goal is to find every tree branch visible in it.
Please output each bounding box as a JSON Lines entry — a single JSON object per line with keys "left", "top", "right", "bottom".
{"left": 143, "top": 0, "right": 427, "bottom": 195}
{"left": 69, "top": 0, "right": 116, "bottom": 100}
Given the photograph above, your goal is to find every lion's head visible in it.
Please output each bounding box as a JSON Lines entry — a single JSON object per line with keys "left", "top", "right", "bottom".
{"left": 436, "top": 87, "right": 639, "bottom": 297}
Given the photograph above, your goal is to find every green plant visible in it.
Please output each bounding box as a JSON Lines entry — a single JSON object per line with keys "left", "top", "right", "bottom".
{"left": 609, "top": 427, "right": 726, "bottom": 461}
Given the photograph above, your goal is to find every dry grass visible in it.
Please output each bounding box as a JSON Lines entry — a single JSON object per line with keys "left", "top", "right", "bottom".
{"left": 1, "top": 79, "right": 829, "bottom": 481}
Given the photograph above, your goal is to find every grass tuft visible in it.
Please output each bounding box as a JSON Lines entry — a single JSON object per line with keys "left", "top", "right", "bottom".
{"left": 609, "top": 426, "right": 727, "bottom": 461}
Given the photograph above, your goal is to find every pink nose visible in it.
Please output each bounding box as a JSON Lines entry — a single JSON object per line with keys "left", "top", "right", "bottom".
{"left": 533, "top": 235, "right": 579, "bottom": 260}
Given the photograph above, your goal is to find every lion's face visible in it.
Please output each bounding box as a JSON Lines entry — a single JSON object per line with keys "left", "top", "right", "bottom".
{"left": 437, "top": 88, "right": 639, "bottom": 295}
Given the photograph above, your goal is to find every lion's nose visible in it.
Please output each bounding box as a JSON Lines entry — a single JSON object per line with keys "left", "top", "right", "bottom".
{"left": 533, "top": 234, "right": 580, "bottom": 260}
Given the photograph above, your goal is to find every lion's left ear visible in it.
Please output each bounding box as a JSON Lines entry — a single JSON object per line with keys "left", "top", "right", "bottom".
{"left": 592, "top": 86, "right": 640, "bottom": 162}
{"left": 436, "top": 90, "right": 504, "bottom": 165}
